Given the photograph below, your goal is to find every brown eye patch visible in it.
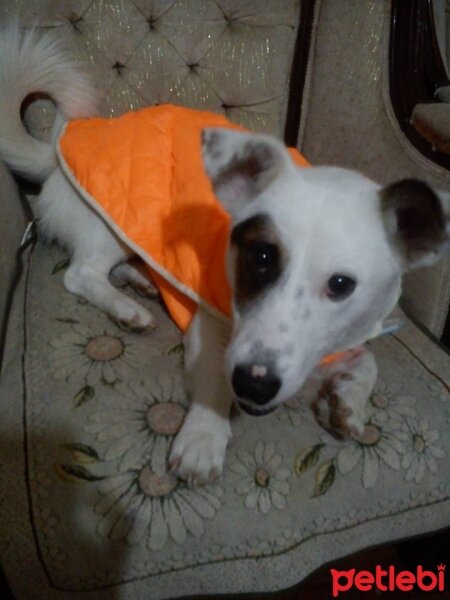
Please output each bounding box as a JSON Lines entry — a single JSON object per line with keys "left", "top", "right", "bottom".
{"left": 231, "top": 214, "right": 286, "bottom": 308}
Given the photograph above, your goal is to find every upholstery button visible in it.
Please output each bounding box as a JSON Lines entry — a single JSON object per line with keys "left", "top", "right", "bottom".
{"left": 147, "top": 16, "right": 157, "bottom": 30}
{"left": 68, "top": 13, "right": 83, "bottom": 30}
{"left": 223, "top": 14, "right": 237, "bottom": 27}
{"left": 112, "top": 61, "right": 126, "bottom": 76}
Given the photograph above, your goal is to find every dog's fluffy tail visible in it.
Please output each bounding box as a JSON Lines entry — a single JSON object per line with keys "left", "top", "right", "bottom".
{"left": 0, "top": 23, "right": 98, "bottom": 182}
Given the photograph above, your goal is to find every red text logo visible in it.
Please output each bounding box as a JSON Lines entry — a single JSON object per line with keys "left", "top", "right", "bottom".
{"left": 330, "top": 564, "right": 445, "bottom": 597}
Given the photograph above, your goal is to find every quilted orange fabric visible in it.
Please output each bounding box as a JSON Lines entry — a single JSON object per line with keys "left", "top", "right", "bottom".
{"left": 58, "top": 105, "right": 309, "bottom": 331}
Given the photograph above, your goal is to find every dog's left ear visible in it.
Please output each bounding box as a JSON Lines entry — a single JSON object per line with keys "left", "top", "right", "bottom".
{"left": 381, "top": 179, "right": 450, "bottom": 270}
{"left": 201, "top": 128, "right": 292, "bottom": 217}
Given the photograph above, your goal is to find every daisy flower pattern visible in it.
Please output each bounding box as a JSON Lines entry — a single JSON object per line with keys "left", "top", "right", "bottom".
{"left": 95, "top": 465, "right": 223, "bottom": 549}
{"left": 48, "top": 321, "right": 159, "bottom": 386}
{"left": 332, "top": 424, "right": 408, "bottom": 488}
{"left": 368, "top": 385, "right": 417, "bottom": 427}
{"left": 86, "top": 372, "right": 188, "bottom": 473}
{"left": 401, "top": 419, "right": 446, "bottom": 483}
{"left": 231, "top": 442, "right": 291, "bottom": 514}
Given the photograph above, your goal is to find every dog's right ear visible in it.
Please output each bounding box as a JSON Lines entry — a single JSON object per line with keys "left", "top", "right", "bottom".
{"left": 201, "top": 128, "right": 292, "bottom": 218}
{"left": 381, "top": 179, "right": 450, "bottom": 270}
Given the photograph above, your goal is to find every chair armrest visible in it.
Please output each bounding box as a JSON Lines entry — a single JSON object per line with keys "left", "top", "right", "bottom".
{"left": 401, "top": 258, "right": 450, "bottom": 336}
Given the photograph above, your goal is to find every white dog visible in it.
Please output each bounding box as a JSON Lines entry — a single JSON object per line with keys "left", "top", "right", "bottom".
{"left": 0, "top": 26, "right": 449, "bottom": 485}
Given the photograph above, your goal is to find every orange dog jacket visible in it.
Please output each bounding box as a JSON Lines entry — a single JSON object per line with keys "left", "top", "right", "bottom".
{"left": 57, "top": 104, "right": 309, "bottom": 331}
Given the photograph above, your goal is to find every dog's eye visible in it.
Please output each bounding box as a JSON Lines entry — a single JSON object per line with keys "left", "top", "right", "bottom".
{"left": 245, "top": 242, "right": 277, "bottom": 276}
{"left": 326, "top": 274, "right": 356, "bottom": 300}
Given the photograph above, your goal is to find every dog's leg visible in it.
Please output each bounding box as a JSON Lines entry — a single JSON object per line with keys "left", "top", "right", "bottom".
{"left": 38, "top": 170, "right": 156, "bottom": 331}
{"left": 111, "top": 262, "right": 158, "bottom": 298}
{"left": 169, "top": 307, "right": 232, "bottom": 485}
{"left": 64, "top": 258, "right": 156, "bottom": 331}
{"left": 312, "top": 348, "right": 377, "bottom": 439}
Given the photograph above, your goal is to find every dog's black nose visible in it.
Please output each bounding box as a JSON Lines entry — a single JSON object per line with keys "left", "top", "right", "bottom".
{"left": 232, "top": 363, "right": 281, "bottom": 405}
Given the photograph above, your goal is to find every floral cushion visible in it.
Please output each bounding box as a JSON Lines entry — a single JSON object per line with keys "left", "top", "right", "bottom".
{"left": 0, "top": 241, "right": 449, "bottom": 599}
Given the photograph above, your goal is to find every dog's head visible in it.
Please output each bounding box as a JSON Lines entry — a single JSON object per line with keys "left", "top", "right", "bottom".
{"left": 202, "top": 128, "right": 450, "bottom": 415}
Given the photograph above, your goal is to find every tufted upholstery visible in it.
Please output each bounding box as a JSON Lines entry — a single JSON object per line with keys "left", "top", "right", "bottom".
{"left": 1, "top": 0, "right": 301, "bottom": 140}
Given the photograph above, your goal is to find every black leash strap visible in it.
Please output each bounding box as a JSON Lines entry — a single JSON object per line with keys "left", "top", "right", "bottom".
{"left": 0, "top": 220, "right": 38, "bottom": 373}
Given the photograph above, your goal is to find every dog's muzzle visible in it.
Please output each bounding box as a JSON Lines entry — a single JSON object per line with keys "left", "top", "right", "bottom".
{"left": 236, "top": 400, "right": 278, "bottom": 417}
{"left": 231, "top": 363, "right": 281, "bottom": 413}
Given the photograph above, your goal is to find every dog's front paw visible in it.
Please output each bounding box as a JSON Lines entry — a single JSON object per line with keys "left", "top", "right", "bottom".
{"left": 113, "top": 297, "right": 156, "bottom": 332}
{"left": 313, "top": 375, "right": 366, "bottom": 439}
{"left": 169, "top": 405, "right": 231, "bottom": 486}
{"left": 313, "top": 349, "right": 377, "bottom": 440}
